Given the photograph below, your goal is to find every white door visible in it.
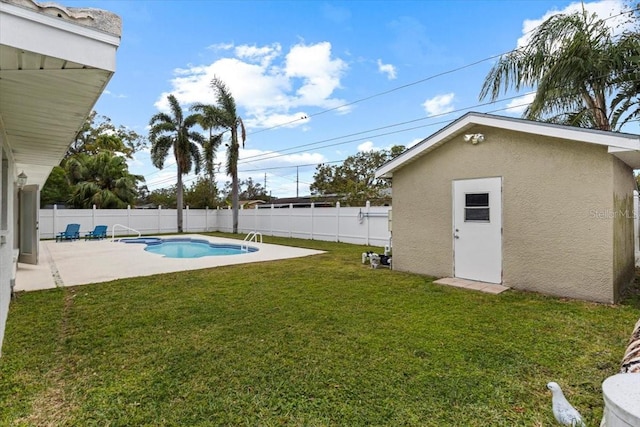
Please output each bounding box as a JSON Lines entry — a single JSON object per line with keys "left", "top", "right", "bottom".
{"left": 453, "top": 177, "right": 502, "bottom": 283}
{"left": 18, "top": 184, "right": 39, "bottom": 265}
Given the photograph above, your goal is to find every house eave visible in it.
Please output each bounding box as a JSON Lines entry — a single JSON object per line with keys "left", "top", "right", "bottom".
{"left": 375, "top": 112, "right": 640, "bottom": 178}
{"left": 0, "top": 0, "right": 121, "bottom": 187}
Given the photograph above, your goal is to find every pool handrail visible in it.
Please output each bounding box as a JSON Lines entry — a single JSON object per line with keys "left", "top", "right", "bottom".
{"left": 111, "top": 224, "right": 141, "bottom": 241}
{"left": 242, "top": 231, "right": 262, "bottom": 252}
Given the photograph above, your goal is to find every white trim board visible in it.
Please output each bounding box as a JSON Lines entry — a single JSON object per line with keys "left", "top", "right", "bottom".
{"left": 376, "top": 112, "right": 640, "bottom": 178}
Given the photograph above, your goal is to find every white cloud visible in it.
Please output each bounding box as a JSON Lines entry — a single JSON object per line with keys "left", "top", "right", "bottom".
{"left": 422, "top": 93, "right": 455, "bottom": 117}
{"left": 518, "top": 0, "right": 631, "bottom": 47}
{"left": 504, "top": 93, "right": 536, "bottom": 114}
{"left": 377, "top": 59, "right": 397, "bottom": 80}
{"left": 357, "top": 141, "right": 376, "bottom": 152}
{"left": 243, "top": 112, "right": 309, "bottom": 130}
{"left": 285, "top": 41, "right": 348, "bottom": 109}
{"left": 144, "top": 167, "right": 179, "bottom": 190}
{"left": 207, "top": 42, "right": 234, "bottom": 51}
{"left": 103, "top": 89, "right": 127, "bottom": 99}
{"left": 155, "top": 41, "right": 349, "bottom": 130}
{"left": 235, "top": 43, "right": 282, "bottom": 67}
{"left": 238, "top": 148, "right": 326, "bottom": 170}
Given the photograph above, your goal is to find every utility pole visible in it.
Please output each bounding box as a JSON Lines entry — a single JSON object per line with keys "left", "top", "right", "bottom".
{"left": 296, "top": 166, "right": 299, "bottom": 198}
{"left": 264, "top": 173, "right": 267, "bottom": 192}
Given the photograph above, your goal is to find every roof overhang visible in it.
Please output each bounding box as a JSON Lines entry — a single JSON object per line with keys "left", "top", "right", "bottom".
{"left": 0, "top": 0, "right": 121, "bottom": 187}
{"left": 375, "top": 112, "right": 640, "bottom": 179}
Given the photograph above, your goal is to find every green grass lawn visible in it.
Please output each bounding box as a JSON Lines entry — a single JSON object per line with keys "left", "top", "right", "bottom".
{"left": 1, "top": 234, "right": 638, "bottom": 426}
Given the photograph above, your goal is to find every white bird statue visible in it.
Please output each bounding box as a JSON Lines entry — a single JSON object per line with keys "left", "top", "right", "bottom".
{"left": 547, "top": 382, "right": 585, "bottom": 426}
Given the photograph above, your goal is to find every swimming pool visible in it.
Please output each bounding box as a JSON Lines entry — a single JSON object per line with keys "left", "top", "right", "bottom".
{"left": 120, "top": 237, "right": 258, "bottom": 259}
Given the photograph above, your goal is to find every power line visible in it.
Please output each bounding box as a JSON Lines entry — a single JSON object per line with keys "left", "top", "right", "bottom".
{"left": 240, "top": 5, "right": 638, "bottom": 137}
{"left": 236, "top": 91, "right": 536, "bottom": 166}
{"left": 142, "top": 6, "right": 639, "bottom": 190}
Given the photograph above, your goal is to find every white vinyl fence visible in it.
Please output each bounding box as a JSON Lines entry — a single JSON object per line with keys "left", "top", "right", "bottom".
{"left": 40, "top": 202, "right": 392, "bottom": 248}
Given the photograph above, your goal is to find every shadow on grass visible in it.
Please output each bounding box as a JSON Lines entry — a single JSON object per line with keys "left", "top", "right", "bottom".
{"left": 619, "top": 268, "right": 640, "bottom": 309}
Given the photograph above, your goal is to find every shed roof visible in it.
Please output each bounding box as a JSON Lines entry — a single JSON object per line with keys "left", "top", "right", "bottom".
{"left": 375, "top": 112, "right": 640, "bottom": 179}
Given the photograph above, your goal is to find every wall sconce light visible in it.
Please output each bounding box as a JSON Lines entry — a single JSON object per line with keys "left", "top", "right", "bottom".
{"left": 16, "top": 171, "right": 27, "bottom": 190}
{"left": 463, "top": 133, "right": 485, "bottom": 144}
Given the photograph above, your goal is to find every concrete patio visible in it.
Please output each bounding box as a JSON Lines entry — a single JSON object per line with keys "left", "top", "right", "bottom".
{"left": 14, "top": 234, "right": 324, "bottom": 292}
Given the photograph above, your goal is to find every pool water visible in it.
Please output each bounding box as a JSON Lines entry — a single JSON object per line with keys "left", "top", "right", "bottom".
{"left": 121, "top": 238, "right": 258, "bottom": 259}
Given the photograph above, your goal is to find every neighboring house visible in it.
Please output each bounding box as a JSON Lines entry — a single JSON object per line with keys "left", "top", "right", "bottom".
{"left": 263, "top": 195, "right": 339, "bottom": 209}
{"left": 239, "top": 200, "right": 267, "bottom": 209}
{"left": 375, "top": 112, "right": 640, "bottom": 303}
{"left": 0, "top": 0, "right": 121, "bottom": 354}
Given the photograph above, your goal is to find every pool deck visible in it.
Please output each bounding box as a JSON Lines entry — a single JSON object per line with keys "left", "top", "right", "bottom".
{"left": 15, "top": 234, "right": 324, "bottom": 292}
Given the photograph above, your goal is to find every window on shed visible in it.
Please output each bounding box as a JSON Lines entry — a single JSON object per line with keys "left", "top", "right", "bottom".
{"left": 464, "top": 193, "right": 490, "bottom": 222}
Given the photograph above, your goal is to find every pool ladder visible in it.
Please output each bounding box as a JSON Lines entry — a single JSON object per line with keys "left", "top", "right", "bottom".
{"left": 111, "top": 224, "right": 141, "bottom": 241}
{"left": 242, "top": 231, "right": 262, "bottom": 251}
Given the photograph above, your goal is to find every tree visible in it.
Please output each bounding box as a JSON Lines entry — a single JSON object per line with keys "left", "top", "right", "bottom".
{"left": 611, "top": 54, "right": 640, "bottom": 129}
{"left": 40, "top": 166, "right": 71, "bottom": 207}
{"left": 65, "top": 152, "right": 143, "bottom": 208}
{"left": 148, "top": 94, "right": 204, "bottom": 232}
{"left": 184, "top": 176, "right": 220, "bottom": 208}
{"left": 479, "top": 8, "right": 640, "bottom": 131}
{"left": 239, "top": 177, "right": 270, "bottom": 201}
{"left": 222, "top": 178, "right": 269, "bottom": 204}
{"left": 209, "top": 77, "right": 246, "bottom": 234}
{"left": 311, "top": 146, "right": 405, "bottom": 206}
{"left": 147, "top": 186, "right": 177, "bottom": 208}
{"left": 191, "top": 103, "right": 224, "bottom": 209}
{"left": 42, "top": 112, "right": 146, "bottom": 207}
{"left": 67, "top": 111, "right": 144, "bottom": 159}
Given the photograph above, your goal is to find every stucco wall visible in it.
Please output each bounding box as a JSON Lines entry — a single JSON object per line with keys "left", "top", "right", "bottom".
{"left": 611, "top": 157, "right": 636, "bottom": 300}
{"left": 392, "top": 125, "right": 619, "bottom": 303}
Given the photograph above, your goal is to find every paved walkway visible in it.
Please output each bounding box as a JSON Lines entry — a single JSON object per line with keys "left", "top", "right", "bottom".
{"left": 433, "top": 277, "right": 510, "bottom": 294}
{"left": 15, "top": 235, "right": 324, "bottom": 292}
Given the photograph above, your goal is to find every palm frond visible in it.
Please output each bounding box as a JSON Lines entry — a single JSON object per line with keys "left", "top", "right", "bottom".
{"left": 166, "top": 94, "right": 183, "bottom": 125}
{"left": 150, "top": 136, "right": 173, "bottom": 169}
{"left": 479, "top": 8, "right": 640, "bottom": 130}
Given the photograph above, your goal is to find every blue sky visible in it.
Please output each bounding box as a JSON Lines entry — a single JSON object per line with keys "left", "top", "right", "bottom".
{"left": 65, "top": 0, "right": 636, "bottom": 198}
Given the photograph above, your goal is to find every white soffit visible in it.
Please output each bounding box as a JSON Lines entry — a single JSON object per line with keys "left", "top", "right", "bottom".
{"left": 375, "top": 112, "right": 640, "bottom": 178}
{"left": 0, "top": 0, "right": 121, "bottom": 186}
{"left": 0, "top": 1, "right": 120, "bottom": 71}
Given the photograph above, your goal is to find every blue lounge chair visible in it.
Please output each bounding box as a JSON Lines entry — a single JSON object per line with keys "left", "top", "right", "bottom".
{"left": 56, "top": 223, "right": 80, "bottom": 242}
{"left": 85, "top": 225, "right": 108, "bottom": 240}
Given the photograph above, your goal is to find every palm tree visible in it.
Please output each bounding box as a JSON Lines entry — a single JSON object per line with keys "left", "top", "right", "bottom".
{"left": 66, "top": 152, "right": 143, "bottom": 208}
{"left": 479, "top": 8, "right": 640, "bottom": 131}
{"left": 191, "top": 103, "right": 223, "bottom": 206}
{"left": 611, "top": 53, "right": 640, "bottom": 129}
{"left": 209, "top": 77, "right": 246, "bottom": 234}
{"left": 149, "top": 94, "right": 204, "bottom": 232}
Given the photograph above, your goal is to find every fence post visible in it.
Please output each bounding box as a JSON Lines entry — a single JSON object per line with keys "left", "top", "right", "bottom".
{"left": 185, "top": 205, "right": 189, "bottom": 233}
{"left": 92, "top": 204, "right": 97, "bottom": 229}
{"left": 310, "top": 202, "right": 315, "bottom": 240}
{"left": 270, "top": 204, "right": 274, "bottom": 236}
{"left": 254, "top": 204, "right": 258, "bottom": 232}
{"left": 289, "top": 204, "right": 293, "bottom": 238}
{"left": 53, "top": 204, "right": 58, "bottom": 238}
{"left": 205, "top": 206, "right": 209, "bottom": 232}
{"left": 366, "top": 200, "right": 371, "bottom": 246}
{"left": 127, "top": 205, "right": 131, "bottom": 232}
{"left": 335, "top": 202, "right": 340, "bottom": 242}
